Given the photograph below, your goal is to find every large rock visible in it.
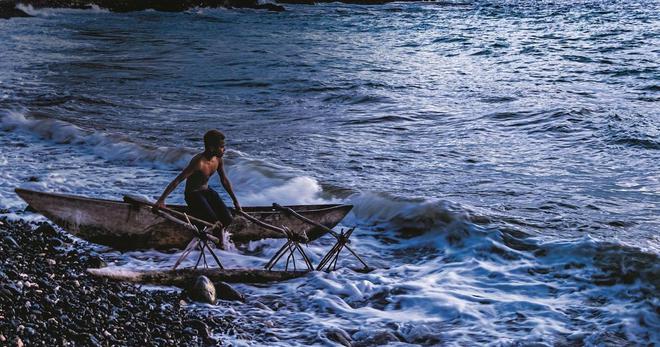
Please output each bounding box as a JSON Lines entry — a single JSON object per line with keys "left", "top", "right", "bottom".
{"left": 326, "top": 328, "right": 352, "bottom": 346}
{"left": 189, "top": 276, "right": 216, "bottom": 304}
{"left": 0, "top": 1, "right": 30, "bottom": 19}
{"left": 215, "top": 281, "right": 244, "bottom": 302}
{"left": 184, "top": 319, "right": 210, "bottom": 339}
{"left": 36, "top": 223, "right": 58, "bottom": 237}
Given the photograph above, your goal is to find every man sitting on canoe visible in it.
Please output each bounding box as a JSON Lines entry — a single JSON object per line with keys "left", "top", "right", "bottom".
{"left": 155, "top": 130, "right": 241, "bottom": 229}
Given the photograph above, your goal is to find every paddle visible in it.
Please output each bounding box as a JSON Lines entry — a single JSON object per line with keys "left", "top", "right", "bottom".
{"left": 123, "top": 194, "right": 227, "bottom": 270}
{"left": 124, "top": 194, "right": 222, "bottom": 232}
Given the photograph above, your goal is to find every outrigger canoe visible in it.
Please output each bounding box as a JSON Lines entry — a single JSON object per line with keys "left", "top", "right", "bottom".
{"left": 15, "top": 188, "right": 352, "bottom": 251}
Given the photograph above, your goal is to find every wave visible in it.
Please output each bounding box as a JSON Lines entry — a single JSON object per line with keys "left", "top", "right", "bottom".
{"left": 339, "top": 115, "right": 417, "bottom": 126}
{"left": 345, "top": 190, "right": 659, "bottom": 288}
{"left": 348, "top": 192, "right": 469, "bottom": 232}
{"left": 606, "top": 113, "right": 660, "bottom": 150}
{"left": 0, "top": 109, "right": 335, "bottom": 207}
{"left": 1, "top": 110, "right": 195, "bottom": 169}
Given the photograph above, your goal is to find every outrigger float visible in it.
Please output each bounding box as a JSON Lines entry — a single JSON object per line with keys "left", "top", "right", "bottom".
{"left": 16, "top": 188, "right": 370, "bottom": 285}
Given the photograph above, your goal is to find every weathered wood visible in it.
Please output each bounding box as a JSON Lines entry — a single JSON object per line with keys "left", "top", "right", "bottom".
{"left": 236, "top": 210, "right": 308, "bottom": 243}
{"left": 15, "top": 188, "right": 352, "bottom": 250}
{"left": 123, "top": 194, "right": 222, "bottom": 246}
{"left": 273, "top": 202, "right": 338, "bottom": 237}
{"left": 87, "top": 267, "right": 309, "bottom": 286}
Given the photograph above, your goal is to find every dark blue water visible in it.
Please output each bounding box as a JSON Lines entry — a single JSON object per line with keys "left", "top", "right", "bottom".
{"left": 1, "top": 1, "right": 658, "bottom": 345}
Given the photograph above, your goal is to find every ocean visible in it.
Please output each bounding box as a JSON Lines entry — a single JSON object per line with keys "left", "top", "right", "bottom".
{"left": 1, "top": 0, "right": 658, "bottom": 345}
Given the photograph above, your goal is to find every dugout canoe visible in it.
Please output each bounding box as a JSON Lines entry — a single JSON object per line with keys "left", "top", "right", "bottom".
{"left": 15, "top": 188, "right": 352, "bottom": 250}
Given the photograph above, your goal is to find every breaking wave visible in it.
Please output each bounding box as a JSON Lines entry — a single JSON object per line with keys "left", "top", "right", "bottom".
{"left": 1, "top": 110, "right": 196, "bottom": 169}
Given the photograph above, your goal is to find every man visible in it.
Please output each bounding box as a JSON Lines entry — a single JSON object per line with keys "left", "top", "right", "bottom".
{"left": 155, "top": 130, "right": 241, "bottom": 229}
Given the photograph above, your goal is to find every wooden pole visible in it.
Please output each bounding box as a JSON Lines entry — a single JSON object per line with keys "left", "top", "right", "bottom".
{"left": 272, "top": 203, "right": 339, "bottom": 238}
{"left": 272, "top": 204, "right": 370, "bottom": 271}
{"left": 123, "top": 195, "right": 221, "bottom": 244}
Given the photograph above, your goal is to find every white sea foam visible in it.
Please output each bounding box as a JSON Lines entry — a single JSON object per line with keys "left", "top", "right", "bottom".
{"left": 347, "top": 191, "right": 469, "bottom": 230}
{"left": 1, "top": 110, "right": 194, "bottom": 170}
{"left": 2, "top": 112, "right": 658, "bottom": 345}
{"left": 0, "top": 110, "right": 332, "bottom": 211}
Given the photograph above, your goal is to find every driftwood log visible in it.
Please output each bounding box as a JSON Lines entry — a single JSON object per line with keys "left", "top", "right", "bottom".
{"left": 88, "top": 267, "right": 309, "bottom": 287}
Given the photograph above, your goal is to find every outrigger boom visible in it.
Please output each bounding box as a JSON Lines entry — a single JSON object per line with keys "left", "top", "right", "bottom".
{"left": 125, "top": 195, "right": 371, "bottom": 273}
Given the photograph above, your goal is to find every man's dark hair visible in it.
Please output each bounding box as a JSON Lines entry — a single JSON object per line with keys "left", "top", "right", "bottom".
{"left": 204, "top": 130, "right": 225, "bottom": 149}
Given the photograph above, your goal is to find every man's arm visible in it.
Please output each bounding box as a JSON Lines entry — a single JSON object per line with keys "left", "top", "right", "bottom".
{"left": 217, "top": 159, "right": 241, "bottom": 212}
{"left": 155, "top": 157, "right": 198, "bottom": 209}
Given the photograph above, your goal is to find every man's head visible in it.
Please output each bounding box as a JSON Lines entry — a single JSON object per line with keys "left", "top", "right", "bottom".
{"left": 204, "top": 129, "right": 226, "bottom": 157}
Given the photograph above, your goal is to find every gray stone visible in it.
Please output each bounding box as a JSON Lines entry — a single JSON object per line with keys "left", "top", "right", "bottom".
{"left": 326, "top": 328, "right": 352, "bottom": 346}
{"left": 2, "top": 236, "right": 19, "bottom": 248}
{"left": 216, "top": 281, "right": 244, "bottom": 302}
{"left": 183, "top": 327, "right": 196, "bottom": 336}
{"left": 189, "top": 276, "right": 216, "bottom": 304}
{"left": 353, "top": 330, "right": 400, "bottom": 347}
{"left": 87, "top": 255, "right": 107, "bottom": 268}
{"left": 185, "top": 319, "right": 210, "bottom": 339}
{"left": 24, "top": 327, "right": 36, "bottom": 336}
{"left": 35, "top": 224, "right": 57, "bottom": 237}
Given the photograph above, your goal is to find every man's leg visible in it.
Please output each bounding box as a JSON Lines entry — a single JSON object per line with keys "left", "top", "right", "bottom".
{"left": 203, "top": 189, "right": 233, "bottom": 227}
{"left": 184, "top": 190, "right": 219, "bottom": 225}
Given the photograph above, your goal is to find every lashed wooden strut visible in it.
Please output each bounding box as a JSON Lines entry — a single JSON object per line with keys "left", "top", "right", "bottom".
{"left": 271, "top": 203, "right": 370, "bottom": 272}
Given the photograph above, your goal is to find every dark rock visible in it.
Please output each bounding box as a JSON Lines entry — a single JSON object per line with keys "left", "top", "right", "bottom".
{"left": 27, "top": 176, "right": 40, "bottom": 182}
{"left": 24, "top": 205, "right": 37, "bottom": 213}
{"left": 75, "top": 333, "right": 101, "bottom": 347}
{"left": 24, "top": 327, "right": 36, "bottom": 336}
{"left": 277, "top": 0, "right": 315, "bottom": 4}
{"left": 35, "top": 223, "right": 57, "bottom": 237}
{"left": 44, "top": 293, "right": 59, "bottom": 305}
{"left": 47, "top": 237, "right": 64, "bottom": 247}
{"left": 13, "top": 337, "right": 24, "bottom": 347}
{"left": 0, "top": 1, "right": 30, "bottom": 19}
{"left": 4, "top": 282, "right": 22, "bottom": 295}
{"left": 108, "top": 292, "right": 123, "bottom": 306}
{"left": 185, "top": 319, "right": 210, "bottom": 339}
{"left": 2, "top": 235, "right": 19, "bottom": 248}
{"left": 189, "top": 276, "right": 216, "bottom": 304}
{"left": 87, "top": 255, "right": 107, "bottom": 268}
{"left": 326, "top": 328, "right": 352, "bottom": 346}
{"left": 256, "top": 2, "right": 285, "bottom": 11}
{"left": 182, "top": 327, "right": 196, "bottom": 336}
{"left": 353, "top": 331, "right": 400, "bottom": 347}
{"left": 216, "top": 281, "right": 244, "bottom": 302}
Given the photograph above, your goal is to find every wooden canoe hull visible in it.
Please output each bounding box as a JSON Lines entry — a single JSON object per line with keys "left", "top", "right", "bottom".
{"left": 15, "top": 188, "right": 352, "bottom": 250}
{"left": 87, "top": 267, "right": 309, "bottom": 286}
